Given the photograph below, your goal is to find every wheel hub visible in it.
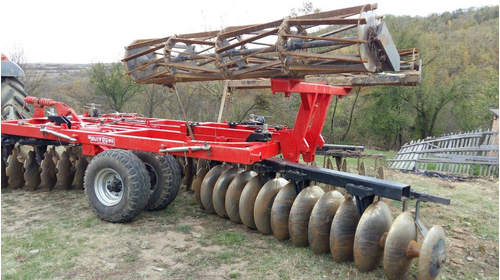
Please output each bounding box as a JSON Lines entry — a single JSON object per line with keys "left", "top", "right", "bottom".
{"left": 106, "top": 176, "right": 123, "bottom": 192}
{"left": 94, "top": 168, "right": 124, "bottom": 206}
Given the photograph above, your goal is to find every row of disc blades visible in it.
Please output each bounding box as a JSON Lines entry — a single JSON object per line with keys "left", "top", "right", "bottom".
{"left": 2, "top": 145, "right": 90, "bottom": 191}
{"left": 189, "top": 160, "right": 446, "bottom": 280}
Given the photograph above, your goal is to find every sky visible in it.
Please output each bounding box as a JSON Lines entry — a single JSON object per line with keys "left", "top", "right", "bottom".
{"left": 1, "top": 0, "right": 498, "bottom": 64}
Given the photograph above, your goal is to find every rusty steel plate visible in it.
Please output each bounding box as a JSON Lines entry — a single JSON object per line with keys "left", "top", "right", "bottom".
{"left": 1, "top": 157, "right": 7, "bottom": 188}
{"left": 377, "top": 166, "right": 385, "bottom": 179}
{"left": 213, "top": 167, "right": 243, "bottom": 218}
{"left": 270, "top": 182, "right": 297, "bottom": 241}
{"left": 254, "top": 178, "right": 289, "bottom": 235}
{"left": 289, "top": 185, "right": 324, "bottom": 247}
{"left": 383, "top": 211, "right": 417, "bottom": 280}
{"left": 6, "top": 148, "right": 25, "bottom": 189}
{"left": 341, "top": 159, "right": 347, "bottom": 172}
{"left": 200, "top": 164, "right": 230, "bottom": 214}
{"left": 353, "top": 201, "right": 392, "bottom": 272}
{"left": 239, "top": 176, "right": 263, "bottom": 229}
{"left": 49, "top": 146, "right": 60, "bottom": 164}
{"left": 192, "top": 159, "right": 209, "bottom": 206}
{"left": 183, "top": 157, "right": 195, "bottom": 190}
{"left": 225, "top": 170, "right": 258, "bottom": 223}
{"left": 308, "top": 190, "right": 344, "bottom": 254}
{"left": 330, "top": 197, "right": 360, "bottom": 262}
{"left": 24, "top": 150, "right": 41, "bottom": 190}
{"left": 56, "top": 150, "right": 76, "bottom": 190}
{"left": 359, "top": 162, "right": 366, "bottom": 176}
{"left": 74, "top": 155, "right": 89, "bottom": 190}
{"left": 419, "top": 225, "right": 447, "bottom": 280}
{"left": 357, "top": 4, "right": 378, "bottom": 72}
{"left": 39, "top": 149, "right": 58, "bottom": 191}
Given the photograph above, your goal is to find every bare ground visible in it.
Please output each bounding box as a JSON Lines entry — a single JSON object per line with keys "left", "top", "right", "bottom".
{"left": 1, "top": 170, "right": 498, "bottom": 279}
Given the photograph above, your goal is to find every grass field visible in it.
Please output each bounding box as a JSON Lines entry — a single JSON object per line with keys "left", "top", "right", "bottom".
{"left": 1, "top": 152, "right": 498, "bottom": 279}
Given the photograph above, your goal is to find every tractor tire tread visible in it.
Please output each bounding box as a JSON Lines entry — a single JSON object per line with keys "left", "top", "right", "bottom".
{"left": 133, "top": 151, "right": 181, "bottom": 211}
{"left": 1, "top": 77, "right": 30, "bottom": 120}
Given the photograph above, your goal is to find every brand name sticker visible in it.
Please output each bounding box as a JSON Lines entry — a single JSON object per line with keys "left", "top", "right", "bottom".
{"left": 88, "top": 135, "right": 115, "bottom": 146}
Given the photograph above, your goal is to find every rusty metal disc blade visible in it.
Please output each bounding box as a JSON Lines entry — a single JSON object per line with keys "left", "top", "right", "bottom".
{"left": 359, "top": 162, "right": 366, "bottom": 176}
{"left": 225, "top": 170, "right": 258, "bottom": 223}
{"left": 239, "top": 176, "right": 263, "bottom": 229}
{"left": 183, "top": 157, "right": 195, "bottom": 191}
{"left": 213, "top": 167, "right": 243, "bottom": 218}
{"left": 358, "top": 6, "right": 379, "bottom": 72}
{"left": 308, "top": 190, "right": 344, "bottom": 254}
{"left": 383, "top": 211, "right": 417, "bottom": 280}
{"left": 419, "top": 225, "right": 447, "bottom": 280}
{"left": 325, "top": 158, "right": 335, "bottom": 191}
{"left": 326, "top": 158, "right": 334, "bottom": 170}
{"left": 377, "top": 166, "right": 385, "bottom": 179}
{"left": 330, "top": 197, "right": 360, "bottom": 262}
{"left": 192, "top": 159, "right": 209, "bottom": 206}
{"left": 309, "top": 161, "right": 317, "bottom": 186}
{"left": 254, "top": 178, "right": 288, "bottom": 235}
{"left": 289, "top": 185, "right": 324, "bottom": 247}
{"left": 6, "top": 148, "right": 25, "bottom": 189}
{"left": 74, "top": 156, "right": 89, "bottom": 190}
{"left": 270, "top": 182, "right": 297, "bottom": 240}
{"left": 39, "top": 150, "right": 58, "bottom": 191}
{"left": 24, "top": 150, "right": 41, "bottom": 190}
{"left": 17, "top": 146, "right": 28, "bottom": 162}
{"left": 353, "top": 201, "right": 392, "bottom": 272}
{"left": 200, "top": 164, "right": 230, "bottom": 214}
{"left": 341, "top": 159, "right": 347, "bottom": 172}
{"left": 49, "top": 147, "right": 60, "bottom": 165}
{"left": 1, "top": 157, "right": 7, "bottom": 188}
{"left": 56, "top": 151, "right": 76, "bottom": 190}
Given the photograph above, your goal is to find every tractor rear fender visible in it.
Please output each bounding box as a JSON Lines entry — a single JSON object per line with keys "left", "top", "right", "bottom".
{"left": 1, "top": 54, "right": 25, "bottom": 78}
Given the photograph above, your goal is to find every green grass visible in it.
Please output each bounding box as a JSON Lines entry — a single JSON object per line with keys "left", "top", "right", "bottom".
{"left": 213, "top": 231, "right": 247, "bottom": 246}
{"left": 175, "top": 224, "right": 193, "bottom": 233}
{"left": 124, "top": 253, "right": 139, "bottom": 263}
{"left": 2, "top": 227, "right": 81, "bottom": 279}
{"left": 305, "top": 148, "right": 396, "bottom": 174}
{"left": 216, "top": 251, "right": 239, "bottom": 264}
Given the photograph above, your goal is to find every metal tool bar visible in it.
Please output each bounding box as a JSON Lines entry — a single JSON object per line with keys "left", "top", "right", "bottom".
{"left": 316, "top": 144, "right": 365, "bottom": 155}
{"left": 410, "top": 190, "right": 451, "bottom": 205}
{"left": 256, "top": 158, "right": 411, "bottom": 201}
{"left": 40, "top": 127, "right": 77, "bottom": 142}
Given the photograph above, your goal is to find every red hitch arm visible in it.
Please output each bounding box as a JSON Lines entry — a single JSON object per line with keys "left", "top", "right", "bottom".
{"left": 270, "top": 79, "right": 352, "bottom": 163}
{"left": 24, "top": 96, "right": 83, "bottom": 123}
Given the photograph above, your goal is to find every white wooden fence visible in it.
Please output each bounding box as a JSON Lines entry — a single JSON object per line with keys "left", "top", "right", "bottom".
{"left": 389, "top": 129, "right": 499, "bottom": 177}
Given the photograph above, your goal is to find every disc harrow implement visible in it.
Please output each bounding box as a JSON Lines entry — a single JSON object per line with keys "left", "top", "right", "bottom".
{"left": 1, "top": 141, "right": 93, "bottom": 192}
{"left": 0, "top": 79, "right": 450, "bottom": 279}
{"left": 1, "top": 3, "right": 448, "bottom": 279}
{"left": 123, "top": 4, "right": 418, "bottom": 85}
{"left": 191, "top": 158, "right": 449, "bottom": 279}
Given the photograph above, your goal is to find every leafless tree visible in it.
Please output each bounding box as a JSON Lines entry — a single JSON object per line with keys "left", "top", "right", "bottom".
{"left": 7, "top": 47, "right": 47, "bottom": 97}
{"left": 143, "top": 84, "right": 168, "bottom": 118}
{"left": 290, "top": 2, "right": 321, "bottom": 17}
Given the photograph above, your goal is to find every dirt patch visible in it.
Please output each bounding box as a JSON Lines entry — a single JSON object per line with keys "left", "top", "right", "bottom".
{"left": 1, "top": 171, "right": 499, "bottom": 279}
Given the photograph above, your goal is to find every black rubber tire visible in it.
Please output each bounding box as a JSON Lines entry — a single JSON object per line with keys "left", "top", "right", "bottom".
{"left": 84, "top": 149, "right": 150, "bottom": 223}
{"left": 1, "top": 77, "right": 30, "bottom": 120}
{"left": 133, "top": 151, "right": 181, "bottom": 211}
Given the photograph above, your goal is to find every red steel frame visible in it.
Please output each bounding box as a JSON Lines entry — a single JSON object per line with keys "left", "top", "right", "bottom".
{"left": 1, "top": 79, "right": 351, "bottom": 165}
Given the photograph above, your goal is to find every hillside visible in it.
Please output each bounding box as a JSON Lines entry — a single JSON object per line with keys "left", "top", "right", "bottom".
{"left": 27, "top": 63, "right": 91, "bottom": 78}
